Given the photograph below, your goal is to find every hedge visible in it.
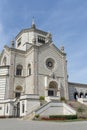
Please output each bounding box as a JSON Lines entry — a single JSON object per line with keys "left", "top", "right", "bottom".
{"left": 49, "top": 115, "right": 77, "bottom": 120}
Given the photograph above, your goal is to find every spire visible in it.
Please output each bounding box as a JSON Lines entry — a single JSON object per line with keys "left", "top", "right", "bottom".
{"left": 31, "top": 16, "right": 36, "bottom": 29}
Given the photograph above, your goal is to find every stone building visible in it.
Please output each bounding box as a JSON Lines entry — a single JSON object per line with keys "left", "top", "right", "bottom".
{"left": 0, "top": 21, "right": 87, "bottom": 117}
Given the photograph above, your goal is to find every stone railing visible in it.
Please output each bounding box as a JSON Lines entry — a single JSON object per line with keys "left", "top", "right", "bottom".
{"left": 45, "top": 96, "right": 60, "bottom": 102}
{"left": 20, "top": 94, "right": 39, "bottom": 100}
{"left": 78, "top": 98, "right": 87, "bottom": 105}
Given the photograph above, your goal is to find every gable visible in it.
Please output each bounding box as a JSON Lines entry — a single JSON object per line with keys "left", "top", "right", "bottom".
{"left": 39, "top": 43, "right": 66, "bottom": 59}
{"left": 38, "top": 43, "right": 66, "bottom": 76}
{"left": 0, "top": 46, "right": 10, "bottom": 66}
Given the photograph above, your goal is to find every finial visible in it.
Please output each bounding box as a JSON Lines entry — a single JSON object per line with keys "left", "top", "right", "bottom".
{"left": 45, "top": 32, "right": 52, "bottom": 43}
{"left": 31, "top": 16, "right": 36, "bottom": 29}
{"left": 60, "top": 45, "right": 64, "bottom": 52}
{"left": 32, "top": 16, "right": 35, "bottom": 25}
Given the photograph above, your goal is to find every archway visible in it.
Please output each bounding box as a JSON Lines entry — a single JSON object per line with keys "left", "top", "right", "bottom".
{"left": 74, "top": 92, "right": 78, "bottom": 100}
{"left": 80, "top": 92, "right": 84, "bottom": 98}
{"left": 13, "top": 102, "right": 20, "bottom": 117}
{"left": 48, "top": 81, "right": 58, "bottom": 96}
{"left": 85, "top": 93, "right": 87, "bottom": 98}
{"left": 17, "top": 102, "right": 20, "bottom": 117}
{"left": 14, "top": 86, "right": 23, "bottom": 117}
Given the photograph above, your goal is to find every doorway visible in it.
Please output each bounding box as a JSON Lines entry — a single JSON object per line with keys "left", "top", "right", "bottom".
{"left": 74, "top": 92, "right": 78, "bottom": 100}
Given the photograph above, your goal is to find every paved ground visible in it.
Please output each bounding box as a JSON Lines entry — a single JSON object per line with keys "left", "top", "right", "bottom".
{"left": 0, "top": 119, "right": 87, "bottom": 130}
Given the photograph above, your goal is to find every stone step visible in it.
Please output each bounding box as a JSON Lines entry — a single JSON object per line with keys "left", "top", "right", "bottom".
{"left": 67, "top": 101, "right": 87, "bottom": 118}
{"left": 23, "top": 112, "right": 35, "bottom": 120}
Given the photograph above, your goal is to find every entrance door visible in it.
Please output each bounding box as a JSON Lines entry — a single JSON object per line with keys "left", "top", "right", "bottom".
{"left": 48, "top": 90, "right": 54, "bottom": 96}
{"left": 48, "top": 81, "right": 58, "bottom": 96}
{"left": 13, "top": 102, "right": 20, "bottom": 117}
{"left": 17, "top": 102, "right": 20, "bottom": 117}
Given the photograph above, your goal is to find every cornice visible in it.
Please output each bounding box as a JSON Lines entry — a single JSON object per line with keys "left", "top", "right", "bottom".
{"left": 0, "top": 65, "right": 9, "bottom": 68}
{"left": 51, "top": 44, "right": 66, "bottom": 56}
{"left": 16, "top": 27, "right": 48, "bottom": 39}
{"left": 10, "top": 47, "right": 26, "bottom": 54}
{"left": 68, "top": 82, "right": 87, "bottom": 87}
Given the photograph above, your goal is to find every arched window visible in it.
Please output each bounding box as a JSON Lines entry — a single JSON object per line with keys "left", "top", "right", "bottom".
{"left": 48, "top": 81, "right": 58, "bottom": 96}
{"left": 3, "top": 57, "right": 7, "bottom": 65}
{"left": 28, "top": 64, "right": 31, "bottom": 76}
{"left": 16, "top": 65, "right": 23, "bottom": 76}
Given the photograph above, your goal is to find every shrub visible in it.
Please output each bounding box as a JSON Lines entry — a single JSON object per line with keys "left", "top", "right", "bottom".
{"left": 49, "top": 115, "right": 77, "bottom": 120}
{"left": 60, "top": 97, "right": 67, "bottom": 103}
{"left": 35, "top": 114, "right": 39, "bottom": 118}
{"left": 39, "top": 96, "right": 45, "bottom": 101}
{"left": 77, "top": 107, "right": 85, "bottom": 114}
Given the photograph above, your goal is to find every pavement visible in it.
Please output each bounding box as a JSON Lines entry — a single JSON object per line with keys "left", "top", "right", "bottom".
{"left": 0, "top": 118, "right": 87, "bottom": 130}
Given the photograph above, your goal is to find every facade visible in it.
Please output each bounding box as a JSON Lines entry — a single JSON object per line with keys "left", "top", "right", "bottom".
{"left": 0, "top": 22, "right": 87, "bottom": 117}
{"left": 68, "top": 82, "right": 87, "bottom": 100}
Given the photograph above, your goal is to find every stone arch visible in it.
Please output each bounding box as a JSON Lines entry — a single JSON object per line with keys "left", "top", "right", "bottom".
{"left": 80, "top": 92, "right": 84, "bottom": 98}
{"left": 74, "top": 92, "right": 79, "bottom": 100}
{"left": 15, "top": 86, "right": 23, "bottom": 91}
{"left": 48, "top": 81, "right": 58, "bottom": 96}
{"left": 85, "top": 93, "right": 87, "bottom": 98}
{"left": 49, "top": 81, "right": 58, "bottom": 88}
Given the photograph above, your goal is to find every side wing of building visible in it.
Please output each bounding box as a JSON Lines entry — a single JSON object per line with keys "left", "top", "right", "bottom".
{"left": 68, "top": 82, "right": 87, "bottom": 100}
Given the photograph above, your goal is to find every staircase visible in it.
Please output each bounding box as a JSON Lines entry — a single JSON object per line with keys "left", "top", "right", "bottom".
{"left": 23, "top": 101, "right": 77, "bottom": 120}
{"left": 23, "top": 112, "right": 35, "bottom": 120}
{"left": 67, "top": 101, "right": 87, "bottom": 118}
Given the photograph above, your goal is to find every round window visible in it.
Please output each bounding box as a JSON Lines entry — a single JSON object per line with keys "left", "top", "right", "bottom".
{"left": 46, "top": 58, "right": 55, "bottom": 69}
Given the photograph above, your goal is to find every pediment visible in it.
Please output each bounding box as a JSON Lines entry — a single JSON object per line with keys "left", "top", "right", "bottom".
{"left": 39, "top": 43, "right": 66, "bottom": 58}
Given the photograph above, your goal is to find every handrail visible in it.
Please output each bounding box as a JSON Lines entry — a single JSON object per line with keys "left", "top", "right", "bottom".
{"left": 26, "top": 103, "right": 40, "bottom": 116}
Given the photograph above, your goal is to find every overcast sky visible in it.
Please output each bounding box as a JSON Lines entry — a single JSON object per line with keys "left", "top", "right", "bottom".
{"left": 0, "top": 0, "right": 87, "bottom": 84}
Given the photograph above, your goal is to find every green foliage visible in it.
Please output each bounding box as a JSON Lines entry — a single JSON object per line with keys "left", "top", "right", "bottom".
{"left": 49, "top": 115, "right": 77, "bottom": 120}
{"left": 60, "top": 97, "right": 67, "bottom": 103}
{"left": 39, "top": 96, "right": 45, "bottom": 101}
{"left": 77, "top": 107, "right": 85, "bottom": 114}
{"left": 35, "top": 114, "right": 39, "bottom": 118}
